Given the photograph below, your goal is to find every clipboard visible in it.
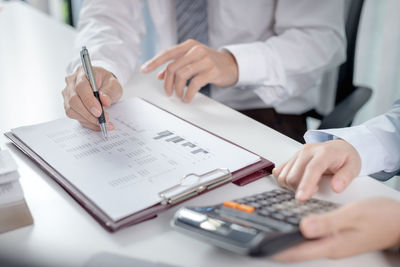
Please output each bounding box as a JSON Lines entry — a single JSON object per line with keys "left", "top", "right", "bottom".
{"left": 5, "top": 99, "right": 274, "bottom": 232}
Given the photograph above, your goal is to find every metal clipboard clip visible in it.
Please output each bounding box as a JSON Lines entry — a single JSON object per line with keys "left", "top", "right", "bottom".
{"left": 159, "top": 168, "right": 232, "bottom": 205}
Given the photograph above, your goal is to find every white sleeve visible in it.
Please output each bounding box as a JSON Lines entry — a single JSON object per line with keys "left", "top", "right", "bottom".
{"left": 66, "top": 0, "right": 145, "bottom": 86}
{"left": 304, "top": 99, "right": 400, "bottom": 177}
{"left": 223, "top": 0, "right": 346, "bottom": 106}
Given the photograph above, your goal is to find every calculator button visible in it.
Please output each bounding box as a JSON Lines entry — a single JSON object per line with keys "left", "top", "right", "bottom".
{"left": 291, "top": 208, "right": 303, "bottom": 214}
{"left": 247, "top": 202, "right": 261, "bottom": 209}
{"left": 264, "top": 207, "right": 277, "bottom": 213}
{"left": 273, "top": 204, "right": 287, "bottom": 210}
{"left": 297, "top": 206, "right": 310, "bottom": 212}
{"left": 271, "top": 213, "right": 285, "bottom": 220}
{"left": 255, "top": 194, "right": 265, "bottom": 200}
{"left": 262, "top": 192, "right": 277, "bottom": 198}
{"left": 234, "top": 199, "right": 246, "bottom": 204}
{"left": 243, "top": 197, "right": 256, "bottom": 202}
{"left": 279, "top": 210, "right": 294, "bottom": 217}
{"left": 237, "top": 204, "right": 255, "bottom": 213}
{"left": 276, "top": 194, "right": 291, "bottom": 201}
{"left": 258, "top": 210, "right": 271, "bottom": 217}
{"left": 282, "top": 201, "right": 295, "bottom": 208}
{"left": 259, "top": 200, "right": 270, "bottom": 206}
{"left": 223, "top": 201, "right": 239, "bottom": 209}
{"left": 268, "top": 197, "right": 280, "bottom": 204}
{"left": 286, "top": 216, "right": 301, "bottom": 225}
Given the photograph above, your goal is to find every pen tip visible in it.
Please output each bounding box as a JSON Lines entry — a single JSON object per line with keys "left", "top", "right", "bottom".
{"left": 100, "top": 123, "right": 108, "bottom": 140}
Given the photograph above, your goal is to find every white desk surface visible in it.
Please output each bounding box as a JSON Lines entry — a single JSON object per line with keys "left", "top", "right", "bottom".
{"left": 0, "top": 2, "right": 399, "bottom": 267}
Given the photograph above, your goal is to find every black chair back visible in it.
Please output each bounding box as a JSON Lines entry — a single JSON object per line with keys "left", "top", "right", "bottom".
{"left": 335, "top": 0, "right": 365, "bottom": 104}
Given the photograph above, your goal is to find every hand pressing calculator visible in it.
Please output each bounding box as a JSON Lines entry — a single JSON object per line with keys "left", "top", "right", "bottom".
{"left": 172, "top": 189, "right": 339, "bottom": 256}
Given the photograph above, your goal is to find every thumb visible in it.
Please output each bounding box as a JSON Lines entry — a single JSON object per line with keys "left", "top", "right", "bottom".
{"left": 92, "top": 67, "right": 122, "bottom": 107}
{"left": 99, "top": 91, "right": 112, "bottom": 107}
{"left": 300, "top": 205, "right": 356, "bottom": 239}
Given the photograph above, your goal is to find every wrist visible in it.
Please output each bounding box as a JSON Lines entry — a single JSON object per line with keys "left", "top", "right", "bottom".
{"left": 335, "top": 139, "right": 362, "bottom": 174}
{"left": 219, "top": 51, "right": 238, "bottom": 88}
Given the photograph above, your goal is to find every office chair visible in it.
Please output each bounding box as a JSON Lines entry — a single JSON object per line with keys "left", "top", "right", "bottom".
{"left": 308, "top": 0, "right": 372, "bottom": 130}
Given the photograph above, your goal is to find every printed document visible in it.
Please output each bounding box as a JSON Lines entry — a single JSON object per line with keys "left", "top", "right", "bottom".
{"left": 11, "top": 98, "right": 260, "bottom": 221}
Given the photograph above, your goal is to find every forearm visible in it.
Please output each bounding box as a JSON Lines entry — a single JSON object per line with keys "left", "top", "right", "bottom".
{"left": 223, "top": 0, "right": 346, "bottom": 106}
{"left": 67, "top": 0, "right": 144, "bottom": 85}
{"left": 363, "top": 99, "right": 400, "bottom": 176}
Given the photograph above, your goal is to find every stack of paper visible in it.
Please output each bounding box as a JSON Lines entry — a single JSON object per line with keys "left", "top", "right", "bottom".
{"left": 0, "top": 150, "right": 33, "bottom": 234}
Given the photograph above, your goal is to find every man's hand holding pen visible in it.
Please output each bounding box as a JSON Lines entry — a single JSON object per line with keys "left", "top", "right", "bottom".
{"left": 62, "top": 65, "right": 122, "bottom": 132}
{"left": 62, "top": 41, "right": 239, "bottom": 133}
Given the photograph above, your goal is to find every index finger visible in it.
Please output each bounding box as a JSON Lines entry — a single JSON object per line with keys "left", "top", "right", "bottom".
{"left": 295, "top": 156, "right": 328, "bottom": 201}
{"left": 141, "top": 41, "right": 194, "bottom": 73}
{"left": 272, "top": 162, "right": 286, "bottom": 179}
{"left": 75, "top": 72, "right": 103, "bottom": 117}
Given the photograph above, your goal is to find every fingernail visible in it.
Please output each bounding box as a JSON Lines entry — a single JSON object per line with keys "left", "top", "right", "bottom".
{"left": 296, "top": 189, "right": 305, "bottom": 200}
{"left": 140, "top": 64, "right": 150, "bottom": 73}
{"left": 90, "top": 107, "right": 101, "bottom": 117}
{"left": 100, "top": 92, "right": 110, "bottom": 103}
{"left": 334, "top": 179, "right": 345, "bottom": 192}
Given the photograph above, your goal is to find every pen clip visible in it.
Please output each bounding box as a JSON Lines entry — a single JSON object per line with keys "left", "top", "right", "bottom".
{"left": 80, "top": 46, "right": 89, "bottom": 79}
{"left": 80, "top": 46, "right": 99, "bottom": 92}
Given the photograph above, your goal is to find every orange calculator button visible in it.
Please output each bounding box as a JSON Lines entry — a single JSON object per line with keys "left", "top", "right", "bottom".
{"left": 223, "top": 201, "right": 239, "bottom": 209}
{"left": 237, "top": 204, "right": 255, "bottom": 213}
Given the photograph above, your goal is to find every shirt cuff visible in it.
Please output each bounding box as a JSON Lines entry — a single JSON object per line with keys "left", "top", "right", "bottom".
{"left": 222, "top": 42, "right": 286, "bottom": 88}
{"left": 304, "top": 126, "right": 388, "bottom": 176}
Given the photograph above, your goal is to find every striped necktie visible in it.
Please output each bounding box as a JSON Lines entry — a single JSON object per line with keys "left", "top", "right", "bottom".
{"left": 176, "top": 0, "right": 210, "bottom": 96}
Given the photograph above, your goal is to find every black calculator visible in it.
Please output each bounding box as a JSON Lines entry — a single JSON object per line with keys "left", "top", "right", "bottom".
{"left": 172, "top": 189, "right": 339, "bottom": 256}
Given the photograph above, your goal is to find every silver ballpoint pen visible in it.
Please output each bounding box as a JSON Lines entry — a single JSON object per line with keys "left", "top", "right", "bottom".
{"left": 80, "top": 46, "right": 108, "bottom": 139}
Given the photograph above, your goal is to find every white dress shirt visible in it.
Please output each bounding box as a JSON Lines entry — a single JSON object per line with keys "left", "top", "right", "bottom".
{"left": 305, "top": 98, "right": 400, "bottom": 180}
{"left": 68, "top": 0, "right": 346, "bottom": 114}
